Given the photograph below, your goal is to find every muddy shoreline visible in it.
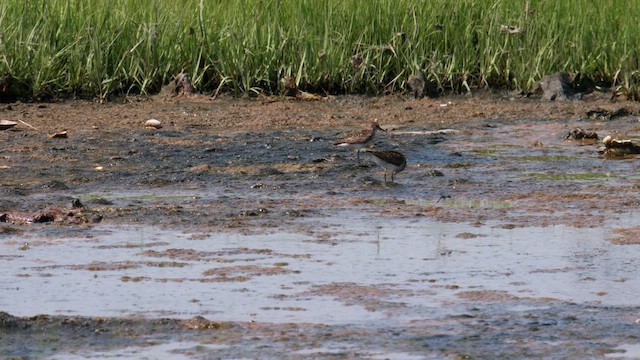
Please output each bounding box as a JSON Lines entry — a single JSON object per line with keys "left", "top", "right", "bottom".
{"left": 2, "top": 92, "right": 640, "bottom": 358}
{"left": 2, "top": 300, "right": 639, "bottom": 359}
{"left": 2, "top": 92, "right": 640, "bottom": 231}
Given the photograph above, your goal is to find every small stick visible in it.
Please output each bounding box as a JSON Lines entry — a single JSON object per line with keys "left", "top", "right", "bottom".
{"left": 18, "top": 119, "right": 38, "bottom": 130}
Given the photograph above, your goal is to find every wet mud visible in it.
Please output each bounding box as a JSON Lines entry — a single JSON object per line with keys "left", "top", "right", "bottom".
{"left": 2, "top": 93, "right": 640, "bottom": 358}
{"left": 1, "top": 302, "right": 638, "bottom": 359}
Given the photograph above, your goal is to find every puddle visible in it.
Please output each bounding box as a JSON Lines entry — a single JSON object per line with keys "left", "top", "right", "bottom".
{"left": 3, "top": 211, "right": 640, "bottom": 325}
{"left": 606, "top": 343, "right": 640, "bottom": 359}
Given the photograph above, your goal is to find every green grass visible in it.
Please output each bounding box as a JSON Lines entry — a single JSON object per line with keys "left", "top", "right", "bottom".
{"left": 1, "top": 0, "right": 640, "bottom": 99}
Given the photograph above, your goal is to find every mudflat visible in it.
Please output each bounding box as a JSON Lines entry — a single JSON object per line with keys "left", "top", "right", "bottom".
{"left": 2, "top": 92, "right": 640, "bottom": 359}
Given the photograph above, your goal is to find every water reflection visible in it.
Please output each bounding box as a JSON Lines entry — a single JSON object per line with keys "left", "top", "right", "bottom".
{"left": 2, "top": 211, "right": 640, "bottom": 324}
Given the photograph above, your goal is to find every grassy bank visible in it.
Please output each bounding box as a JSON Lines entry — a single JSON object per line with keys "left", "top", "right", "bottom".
{"left": 1, "top": 0, "right": 639, "bottom": 100}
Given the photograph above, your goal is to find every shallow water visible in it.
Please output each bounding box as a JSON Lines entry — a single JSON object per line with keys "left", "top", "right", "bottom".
{"left": 3, "top": 210, "right": 640, "bottom": 325}
{"left": 606, "top": 344, "right": 640, "bottom": 359}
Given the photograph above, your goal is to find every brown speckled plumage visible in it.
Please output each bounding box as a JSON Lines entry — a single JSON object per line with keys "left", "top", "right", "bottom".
{"left": 334, "top": 122, "right": 385, "bottom": 160}
{"left": 366, "top": 150, "right": 407, "bottom": 183}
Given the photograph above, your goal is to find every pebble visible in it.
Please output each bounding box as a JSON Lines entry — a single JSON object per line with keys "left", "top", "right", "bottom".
{"left": 144, "top": 119, "right": 162, "bottom": 129}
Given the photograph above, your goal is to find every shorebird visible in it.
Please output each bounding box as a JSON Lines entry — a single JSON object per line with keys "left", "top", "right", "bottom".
{"left": 334, "top": 122, "right": 386, "bottom": 161}
{"left": 407, "top": 69, "right": 426, "bottom": 99}
{"left": 366, "top": 150, "right": 407, "bottom": 183}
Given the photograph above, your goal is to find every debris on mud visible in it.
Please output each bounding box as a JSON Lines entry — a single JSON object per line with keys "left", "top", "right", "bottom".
{"left": 600, "top": 135, "right": 640, "bottom": 158}
{"left": 0, "top": 200, "right": 102, "bottom": 225}
{"left": 0, "top": 311, "right": 235, "bottom": 357}
{"left": 282, "top": 76, "right": 325, "bottom": 101}
{"left": 586, "top": 107, "right": 631, "bottom": 121}
{"left": 564, "top": 127, "right": 598, "bottom": 140}
{"left": 0, "top": 120, "right": 17, "bottom": 130}
{"left": 0, "top": 208, "right": 99, "bottom": 225}
{"left": 47, "top": 130, "right": 68, "bottom": 139}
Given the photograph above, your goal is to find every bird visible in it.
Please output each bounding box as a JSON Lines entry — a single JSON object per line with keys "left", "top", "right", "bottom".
{"left": 365, "top": 150, "right": 407, "bottom": 183}
{"left": 334, "top": 122, "right": 386, "bottom": 161}
{"left": 407, "top": 70, "right": 426, "bottom": 99}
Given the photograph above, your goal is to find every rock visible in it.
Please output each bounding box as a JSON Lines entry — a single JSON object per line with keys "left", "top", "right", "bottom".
{"left": 565, "top": 128, "right": 598, "bottom": 140}
{"left": 144, "top": 119, "right": 162, "bottom": 129}
{"left": 71, "top": 199, "right": 84, "bottom": 209}
{"left": 586, "top": 108, "right": 630, "bottom": 121}
{"left": 32, "top": 212, "right": 56, "bottom": 223}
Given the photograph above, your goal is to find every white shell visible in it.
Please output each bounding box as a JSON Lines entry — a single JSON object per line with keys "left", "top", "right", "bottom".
{"left": 0, "top": 120, "right": 17, "bottom": 130}
{"left": 144, "top": 119, "right": 162, "bottom": 129}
